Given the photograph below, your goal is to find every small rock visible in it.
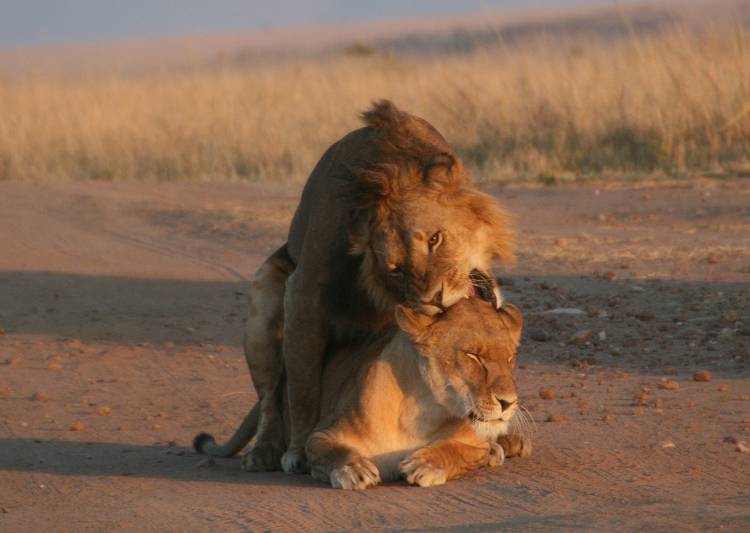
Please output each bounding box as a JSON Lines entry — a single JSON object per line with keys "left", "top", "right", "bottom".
{"left": 659, "top": 380, "right": 680, "bottom": 391}
{"left": 739, "top": 395, "right": 749, "bottom": 401}
{"left": 665, "top": 367, "right": 678, "bottom": 375}
{"left": 167, "top": 440, "right": 177, "bottom": 447}
{"left": 635, "top": 311, "right": 656, "bottom": 321}
{"left": 47, "top": 362, "right": 63, "bottom": 370}
{"left": 554, "top": 238, "right": 571, "bottom": 247}
{"left": 706, "top": 254, "right": 718, "bottom": 264}
{"left": 546, "top": 414, "right": 566, "bottom": 423}
{"left": 569, "top": 329, "right": 592, "bottom": 344}
{"left": 598, "top": 330, "right": 607, "bottom": 341}
{"left": 539, "top": 387, "right": 556, "bottom": 400}
{"left": 693, "top": 371, "right": 712, "bottom": 382}
{"left": 630, "top": 285, "right": 647, "bottom": 293}
{"left": 633, "top": 407, "right": 645, "bottom": 416}
{"left": 2, "top": 357, "right": 22, "bottom": 367}
{"left": 600, "top": 271, "right": 616, "bottom": 281}
{"left": 71, "top": 421, "right": 86, "bottom": 432}
{"left": 653, "top": 399, "right": 663, "bottom": 409}
{"left": 601, "top": 414, "right": 612, "bottom": 422}
{"left": 30, "top": 392, "right": 47, "bottom": 401}
{"left": 527, "top": 328, "right": 550, "bottom": 342}
{"left": 718, "top": 384, "right": 729, "bottom": 392}
{"left": 97, "top": 406, "right": 112, "bottom": 416}
{"left": 633, "top": 393, "right": 650, "bottom": 406}
{"left": 661, "top": 441, "right": 676, "bottom": 449}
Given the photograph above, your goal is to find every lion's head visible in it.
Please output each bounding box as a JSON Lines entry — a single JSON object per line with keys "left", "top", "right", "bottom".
{"left": 348, "top": 101, "right": 514, "bottom": 317}
{"left": 395, "top": 298, "right": 523, "bottom": 440}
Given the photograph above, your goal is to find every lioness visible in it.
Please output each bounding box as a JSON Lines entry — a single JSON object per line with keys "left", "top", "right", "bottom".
{"left": 196, "top": 101, "right": 514, "bottom": 473}
{"left": 308, "top": 299, "right": 529, "bottom": 489}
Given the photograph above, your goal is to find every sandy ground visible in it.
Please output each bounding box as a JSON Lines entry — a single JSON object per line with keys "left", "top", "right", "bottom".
{"left": 1, "top": 179, "right": 749, "bottom": 532}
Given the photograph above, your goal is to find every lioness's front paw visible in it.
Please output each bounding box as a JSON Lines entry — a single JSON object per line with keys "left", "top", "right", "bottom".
{"left": 400, "top": 452, "right": 447, "bottom": 487}
{"left": 242, "top": 441, "right": 284, "bottom": 472}
{"left": 281, "top": 447, "right": 308, "bottom": 474}
{"left": 496, "top": 434, "right": 532, "bottom": 459}
{"left": 488, "top": 442, "right": 506, "bottom": 467}
{"left": 329, "top": 457, "right": 381, "bottom": 490}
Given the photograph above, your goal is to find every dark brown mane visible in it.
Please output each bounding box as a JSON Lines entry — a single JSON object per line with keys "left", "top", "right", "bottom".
{"left": 347, "top": 100, "right": 470, "bottom": 211}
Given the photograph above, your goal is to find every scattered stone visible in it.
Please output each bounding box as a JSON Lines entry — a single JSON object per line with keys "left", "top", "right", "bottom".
{"left": 721, "top": 310, "right": 740, "bottom": 323}
{"left": 96, "top": 406, "right": 112, "bottom": 416}
{"left": 543, "top": 308, "right": 585, "bottom": 316}
{"left": 630, "top": 285, "right": 647, "bottom": 293}
{"left": 653, "top": 399, "right": 663, "bottom": 409}
{"left": 554, "top": 238, "right": 571, "bottom": 247}
{"left": 2, "top": 357, "right": 22, "bottom": 367}
{"left": 633, "top": 407, "right": 645, "bottom": 416}
{"left": 601, "top": 271, "right": 616, "bottom": 281}
{"left": 738, "top": 395, "right": 749, "bottom": 401}
{"left": 706, "top": 254, "right": 718, "bottom": 264}
{"left": 661, "top": 441, "right": 676, "bottom": 449}
{"left": 71, "top": 421, "right": 86, "bottom": 431}
{"left": 30, "top": 392, "right": 47, "bottom": 401}
{"left": 539, "top": 387, "right": 556, "bottom": 400}
{"left": 546, "top": 414, "right": 566, "bottom": 423}
{"left": 527, "top": 328, "right": 550, "bottom": 342}
{"left": 601, "top": 414, "right": 612, "bottom": 422}
{"left": 718, "top": 384, "right": 729, "bottom": 392}
{"left": 659, "top": 380, "right": 680, "bottom": 391}
{"left": 598, "top": 330, "right": 607, "bottom": 341}
{"left": 47, "top": 362, "right": 63, "bottom": 370}
{"left": 665, "top": 367, "right": 678, "bottom": 375}
{"left": 633, "top": 393, "right": 650, "bottom": 406}
{"left": 569, "top": 330, "right": 592, "bottom": 345}
{"left": 693, "top": 371, "right": 712, "bottom": 382}
{"left": 635, "top": 311, "right": 656, "bottom": 321}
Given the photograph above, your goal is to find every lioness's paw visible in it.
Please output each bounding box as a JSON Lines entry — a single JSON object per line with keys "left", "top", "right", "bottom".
{"left": 242, "top": 441, "right": 284, "bottom": 472}
{"left": 497, "top": 434, "right": 532, "bottom": 459}
{"left": 400, "top": 452, "right": 447, "bottom": 487}
{"left": 488, "top": 442, "right": 506, "bottom": 467}
{"left": 281, "top": 448, "right": 308, "bottom": 474}
{"left": 329, "top": 457, "right": 381, "bottom": 490}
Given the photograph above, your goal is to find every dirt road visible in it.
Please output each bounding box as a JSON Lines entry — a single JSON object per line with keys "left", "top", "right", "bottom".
{"left": 1, "top": 179, "right": 748, "bottom": 531}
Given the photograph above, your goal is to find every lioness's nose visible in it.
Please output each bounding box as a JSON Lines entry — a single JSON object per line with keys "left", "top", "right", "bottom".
{"left": 495, "top": 395, "right": 517, "bottom": 412}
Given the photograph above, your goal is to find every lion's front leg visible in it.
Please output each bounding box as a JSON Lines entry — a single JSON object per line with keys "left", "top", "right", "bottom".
{"left": 307, "top": 431, "right": 381, "bottom": 490}
{"left": 399, "top": 437, "right": 491, "bottom": 487}
{"left": 280, "top": 271, "right": 329, "bottom": 474}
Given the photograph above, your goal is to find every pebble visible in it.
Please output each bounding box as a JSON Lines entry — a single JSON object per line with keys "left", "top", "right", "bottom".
{"left": 30, "top": 392, "right": 47, "bottom": 401}
{"left": 707, "top": 254, "right": 718, "bottom": 264}
{"left": 635, "top": 311, "right": 656, "bottom": 321}
{"left": 47, "top": 363, "right": 63, "bottom": 370}
{"left": 546, "top": 414, "right": 566, "bottom": 423}
{"left": 71, "top": 421, "right": 86, "bottom": 431}
{"left": 569, "top": 330, "right": 592, "bottom": 344}
{"left": 633, "top": 407, "right": 645, "bottom": 416}
{"left": 659, "top": 380, "right": 680, "bottom": 391}
{"left": 693, "top": 371, "right": 712, "bottom": 382}
{"left": 661, "top": 441, "right": 676, "bottom": 449}
{"left": 717, "top": 384, "right": 729, "bottom": 392}
{"left": 539, "top": 387, "right": 556, "bottom": 400}
{"left": 97, "top": 407, "right": 112, "bottom": 416}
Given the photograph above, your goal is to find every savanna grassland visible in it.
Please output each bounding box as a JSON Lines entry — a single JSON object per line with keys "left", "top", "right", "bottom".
{"left": 1, "top": 5, "right": 750, "bottom": 183}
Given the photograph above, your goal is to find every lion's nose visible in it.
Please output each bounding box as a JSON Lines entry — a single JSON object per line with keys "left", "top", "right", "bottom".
{"left": 422, "top": 288, "right": 443, "bottom": 307}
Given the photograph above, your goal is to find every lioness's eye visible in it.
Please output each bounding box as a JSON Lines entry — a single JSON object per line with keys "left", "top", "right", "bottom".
{"left": 428, "top": 231, "right": 442, "bottom": 250}
{"left": 387, "top": 263, "right": 403, "bottom": 276}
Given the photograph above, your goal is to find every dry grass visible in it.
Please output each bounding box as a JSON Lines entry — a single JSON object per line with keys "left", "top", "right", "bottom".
{"left": 1, "top": 24, "right": 750, "bottom": 182}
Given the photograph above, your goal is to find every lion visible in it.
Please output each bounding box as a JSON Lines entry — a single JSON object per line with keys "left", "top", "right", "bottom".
{"left": 197, "top": 299, "right": 531, "bottom": 489}
{"left": 194, "top": 101, "right": 514, "bottom": 473}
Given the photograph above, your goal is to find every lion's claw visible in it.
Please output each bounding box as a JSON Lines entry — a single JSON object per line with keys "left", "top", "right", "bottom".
{"left": 400, "top": 452, "right": 447, "bottom": 487}
{"left": 329, "top": 457, "right": 381, "bottom": 490}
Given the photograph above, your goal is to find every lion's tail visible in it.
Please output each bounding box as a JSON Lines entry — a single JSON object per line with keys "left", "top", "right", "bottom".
{"left": 193, "top": 403, "right": 260, "bottom": 457}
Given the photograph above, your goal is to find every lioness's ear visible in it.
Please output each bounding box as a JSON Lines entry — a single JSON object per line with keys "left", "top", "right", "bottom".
{"left": 395, "top": 305, "right": 436, "bottom": 338}
{"left": 348, "top": 208, "right": 372, "bottom": 255}
{"left": 498, "top": 304, "right": 523, "bottom": 347}
{"left": 423, "top": 152, "right": 462, "bottom": 189}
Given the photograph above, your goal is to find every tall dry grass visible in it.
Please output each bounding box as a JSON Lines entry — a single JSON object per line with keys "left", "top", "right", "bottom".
{"left": 1, "top": 25, "right": 749, "bottom": 182}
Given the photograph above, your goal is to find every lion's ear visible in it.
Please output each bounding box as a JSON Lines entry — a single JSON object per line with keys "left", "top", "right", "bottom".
{"left": 348, "top": 208, "right": 372, "bottom": 255}
{"left": 423, "top": 152, "right": 461, "bottom": 189}
{"left": 395, "top": 305, "right": 436, "bottom": 338}
{"left": 498, "top": 304, "right": 523, "bottom": 348}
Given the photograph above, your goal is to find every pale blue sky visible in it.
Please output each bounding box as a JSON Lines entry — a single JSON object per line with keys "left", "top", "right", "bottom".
{"left": 0, "top": 0, "right": 617, "bottom": 48}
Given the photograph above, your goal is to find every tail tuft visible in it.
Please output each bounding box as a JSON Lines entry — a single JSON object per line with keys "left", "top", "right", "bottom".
{"left": 193, "top": 432, "right": 216, "bottom": 454}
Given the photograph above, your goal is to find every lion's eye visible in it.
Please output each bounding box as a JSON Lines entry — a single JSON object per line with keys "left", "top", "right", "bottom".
{"left": 387, "top": 263, "right": 403, "bottom": 276}
{"left": 428, "top": 231, "right": 442, "bottom": 251}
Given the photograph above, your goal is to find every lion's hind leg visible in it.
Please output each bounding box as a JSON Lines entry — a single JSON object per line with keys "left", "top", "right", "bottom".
{"left": 241, "top": 245, "right": 294, "bottom": 471}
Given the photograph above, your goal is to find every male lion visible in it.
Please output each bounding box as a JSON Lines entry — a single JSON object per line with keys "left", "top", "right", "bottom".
{"left": 195, "top": 101, "right": 514, "bottom": 473}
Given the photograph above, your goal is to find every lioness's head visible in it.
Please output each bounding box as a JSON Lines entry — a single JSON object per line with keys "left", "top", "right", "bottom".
{"left": 395, "top": 298, "right": 523, "bottom": 440}
{"left": 349, "top": 101, "right": 514, "bottom": 316}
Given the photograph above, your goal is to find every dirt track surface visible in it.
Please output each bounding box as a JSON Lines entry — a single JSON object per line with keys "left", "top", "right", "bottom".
{"left": 1, "top": 179, "right": 749, "bottom": 532}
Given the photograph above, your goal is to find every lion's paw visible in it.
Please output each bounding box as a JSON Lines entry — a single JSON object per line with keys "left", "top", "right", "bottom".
{"left": 497, "top": 434, "right": 532, "bottom": 459}
{"left": 281, "top": 447, "right": 309, "bottom": 475}
{"left": 329, "top": 457, "right": 381, "bottom": 490}
{"left": 242, "top": 441, "right": 284, "bottom": 472}
{"left": 399, "top": 452, "right": 447, "bottom": 487}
